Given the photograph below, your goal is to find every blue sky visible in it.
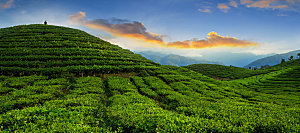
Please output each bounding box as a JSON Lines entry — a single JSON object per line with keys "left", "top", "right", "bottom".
{"left": 1, "top": 0, "right": 300, "bottom": 59}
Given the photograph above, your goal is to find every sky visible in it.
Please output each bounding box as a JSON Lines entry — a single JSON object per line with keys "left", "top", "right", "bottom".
{"left": 0, "top": 0, "right": 300, "bottom": 66}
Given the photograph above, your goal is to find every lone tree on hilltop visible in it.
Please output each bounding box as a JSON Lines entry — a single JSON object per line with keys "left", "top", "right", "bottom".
{"left": 288, "top": 56, "right": 293, "bottom": 61}
{"left": 298, "top": 53, "right": 300, "bottom": 59}
{"left": 44, "top": 21, "right": 47, "bottom": 25}
{"left": 281, "top": 58, "right": 285, "bottom": 63}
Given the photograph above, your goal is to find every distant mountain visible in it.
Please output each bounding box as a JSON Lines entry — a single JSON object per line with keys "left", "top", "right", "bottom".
{"left": 198, "top": 52, "right": 274, "bottom": 67}
{"left": 137, "top": 51, "right": 274, "bottom": 67}
{"left": 244, "top": 50, "right": 300, "bottom": 68}
{"left": 137, "top": 51, "right": 220, "bottom": 66}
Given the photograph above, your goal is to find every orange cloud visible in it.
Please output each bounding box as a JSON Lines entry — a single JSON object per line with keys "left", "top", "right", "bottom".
{"left": 218, "top": 3, "right": 230, "bottom": 12}
{"left": 69, "top": 12, "right": 258, "bottom": 49}
{"left": 69, "top": 11, "right": 86, "bottom": 22}
{"left": 69, "top": 12, "right": 164, "bottom": 44}
{"left": 0, "top": 0, "right": 14, "bottom": 9}
{"left": 240, "top": 0, "right": 288, "bottom": 9}
{"left": 166, "top": 41, "right": 190, "bottom": 48}
{"left": 198, "top": 8, "right": 211, "bottom": 13}
{"left": 285, "top": 0, "right": 300, "bottom": 4}
{"left": 163, "top": 31, "right": 257, "bottom": 49}
{"left": 230, "top": 0, "right": 238, "bottom": 7}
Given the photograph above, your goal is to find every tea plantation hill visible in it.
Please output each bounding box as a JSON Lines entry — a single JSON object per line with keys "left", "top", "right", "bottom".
{"left": 184, "top": 59, "right": 300, "bottom": 80}
{"left": 183, "top": 64, "right": 269, "bottom": 80}
{"left": 185, "top": 59, "right": 300, "bottom": 95}
{"left": 0, "top": 24, "right": 159, "bottom": 77}
{"left": 0, "top": 24, "right": 299, "bottom": 132}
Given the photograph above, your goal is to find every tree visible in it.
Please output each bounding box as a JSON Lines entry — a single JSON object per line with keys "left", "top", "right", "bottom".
{"left": 281, "top": 59, "right": 285, "bottom": 63}
{"left": 288, "top": 56, "right": 293, "bottom": 61}
{"left": 298, "top": 53, "right": 300, "bottom": 59}
{"left": 253, "top": 66, "right": 257, "bottom": 70}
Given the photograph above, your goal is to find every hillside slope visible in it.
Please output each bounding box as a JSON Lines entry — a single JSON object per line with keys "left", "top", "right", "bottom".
{"left": 244, "top": 50, "right": 300, "bottom": 68}
{"left": 233, "top": 59, "right": 300, "bottom": 95}
{"left": 0, "top": 24, "right": 158, "bottom": 76}
{"left": 183, "top": 64, "right": 269, "bottom": 80}
{"left": 0, "top": 24, "right": 299, "bottom": 132}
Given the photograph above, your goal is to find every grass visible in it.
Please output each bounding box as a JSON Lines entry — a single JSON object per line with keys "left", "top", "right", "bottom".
{"left": 0, "top": 24, "right": 299, "bottom": 132}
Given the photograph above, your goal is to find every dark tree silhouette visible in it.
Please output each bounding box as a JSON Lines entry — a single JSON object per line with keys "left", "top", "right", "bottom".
{"left": 44, "top": 21, "right": 47, "bottom": 25}
{"left": 298, "top": 53, "right": 300, "bottom": 59}
{"left": 288, "top": 56, "right": 293, "bottom": 61}
{"left": 253, "top": 66, "right": 257, "bottom": 70}
{"left": 281, "top": 58, "right": 285, "bottom": 63}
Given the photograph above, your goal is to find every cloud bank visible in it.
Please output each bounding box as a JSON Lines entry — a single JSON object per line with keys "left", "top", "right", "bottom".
{"left": 69, "top": 12, "right": 258, "bottom": 49}
{"left": 240, "top": 0, "right": 288, "bottom": 9}
{"left": 218, "top": 3, "right": 231, "bottom": 13}
{"left": 214, "top": 0, "right": 298, "bottom": 13}
{"left": 164, "top": 31, "right": 257, "bottom": 49}
{"left": 70, "top": 12, "right": 164, "bottom": 44}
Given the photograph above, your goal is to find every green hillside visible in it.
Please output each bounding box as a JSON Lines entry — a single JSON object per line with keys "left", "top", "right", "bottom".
{"left": 233, "top": 59, "right": 300, "bottom": 95}
{"left": 0, "top": 24, "right": 299, "bottom": 132}
{"left": 183, "top": 64, "right": 269, "bottom": 80}
{"left": 184, "top": 59, "right": 300, "bottom": 81}
{"left": 0, "top": 24, "right": 158, "bottom": 77}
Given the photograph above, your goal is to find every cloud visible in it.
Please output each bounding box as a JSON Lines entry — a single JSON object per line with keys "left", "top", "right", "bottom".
{"left": 0, "top": 0, "right": 14, "bottom": 9}
{"left": 198, "top": 8, "right": 211, "bottom": 13}
{"left": 218, "top": 3, "right": 230, "bottom": 12}
{"left": 286, "top": 0, "right": 300, "bottom": 4}
{"left": 69, "top": 12, "right": 258, "bottom": 49}
{"left": 240, "top": 0, "right": 288, "bottom": 9}
{"left": 69, "top": 12, "right": 164, "bottom": 44}
{"left": 164, "top": 31, "right": 258, "bottom": 49}
{"left": 286, "top": 0, "right": 295, "bottom": 3}
{"left": 69, "top": 11, "right": 86, "bottom": 22}
{"left": 230, "top": 0, "right": 238, "bottom": 7}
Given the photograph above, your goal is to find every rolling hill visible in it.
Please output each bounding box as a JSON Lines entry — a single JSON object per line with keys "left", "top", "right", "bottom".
{"left": 0, "top": 24, "right": 159, "bottom": 77}
{"left": 244, "top": 50, "right": 300, "bottom": 68}
{"left": 0, "top": 24, "right": 299, "bottom": 132}
{"left": 183, "top": 64, "right": 270, "bottom": 80}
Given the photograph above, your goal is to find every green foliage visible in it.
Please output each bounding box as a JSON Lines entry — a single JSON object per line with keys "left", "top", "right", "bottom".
{"left": 0, "top": 24, "right": 299, "bottom": 132}
{"left": 131, "top": 76, "right": 158, "bottom": 98}
{"left": 184, "top": 64, "right": 269, "bottom": 80}
{"left": 0, "top": 24, "right": 158, "bottom": 77}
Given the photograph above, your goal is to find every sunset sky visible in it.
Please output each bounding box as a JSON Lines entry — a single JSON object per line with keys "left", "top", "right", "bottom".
{"left": 1, "top": 0, "right": 300, "bottom": 65}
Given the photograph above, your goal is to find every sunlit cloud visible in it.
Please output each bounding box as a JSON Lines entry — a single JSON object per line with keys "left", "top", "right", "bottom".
{"left": 198, "top": 8, "right": 211, "bottom": 13}
{"left": 69, "top": 11, "right": 86, "bottom": 22}
{"left": 285, "top": 0, "right": 300, "bottom": 4}
{"left": 218, "top": 3, "right": 230, "bottom": 13}
{"left": 69, "top": 12, "right": 258, "bottom": 49}
{"left": 212, "top": 0, "right": 297, "bottom": 13}
{"left": 230, "top": 0, "right": 238, "bottom": 7}
{"left": 69, "top": 11, "right": 164, "bottom": 44}
{"left": 0, "top": 0, "right": 14, "bottom": 9}
{"left": 240, "top": 0, "right": 288, "bottom": 9}
{"left": 164, "top": 31, "right": 258, "bottom": 49}
{"left": 286, "top": 0, "right": 295, "bottom": 3}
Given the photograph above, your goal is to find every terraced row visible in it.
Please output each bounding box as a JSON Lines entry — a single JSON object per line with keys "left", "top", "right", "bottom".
{"left": 1, "top": 74, "right": 299, "bottom": 132}
{"left": 0, "top": 24, "right": 159, "bottom": 76}
{"left": 232, "top": 66, "right": 300, "bottom": 95}
{"left": 184, "top": 64, "right": 269, "bottom": 80}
